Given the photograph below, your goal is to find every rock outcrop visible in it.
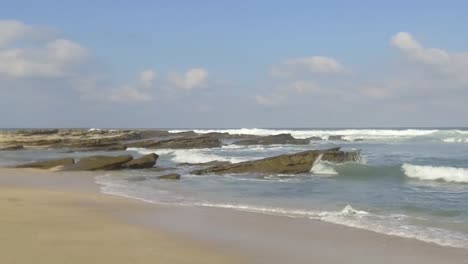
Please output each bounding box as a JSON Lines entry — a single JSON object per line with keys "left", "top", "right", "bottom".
{"left": 191, "top": 148, "right": 360, "bottom": 175}
{"left": 16, "top": 158, "right": 75, "bottom": 169}
{"left": 233, "top": 134, "right": 309, "bottom": 145}
{"left": 143, "top": 136, "right": 222, "bottom": 149}
{"left": 0, "top": 144, "right": 24, "bottom": 150}
{"left": 328, "top": 135, "right": 344, "bottom": 141}
{"left": 158, "top": 173, "right": 181, "bottom": 180}
{"left": 65, "top": 155, "right": 133, "bottom": 171}
{"left": 123, "top": 153, "right": 158, "bottom": 169}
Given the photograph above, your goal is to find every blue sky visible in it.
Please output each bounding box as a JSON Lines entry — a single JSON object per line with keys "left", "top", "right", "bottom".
{"left": 1, "top": 1, "right": 468, "bottom": 128}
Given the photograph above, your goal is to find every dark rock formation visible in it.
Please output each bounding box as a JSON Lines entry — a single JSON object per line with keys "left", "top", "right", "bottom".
{"left": 16, "top": 158, "right": 75, "bottom": 169}
{"left": 65, "top": 155, "right": 133, "bottom": 171}
{"left": 144, "top": 136, "right": 222, "bottom": 149}
{"left": 158, "top": 173, "right": 181, "bottom": 180}
{"left": 18, "top": 129, "right": 59, "bottom": 135}
{"left": 354, "top": 138, "right": 364, "bottom": 142}
{"left": 123, "top": 153, "right": 158, "bottom": 169}
{"left": 233, "top": 134, "right": 309, "bottom": 145}
{"left": 307, "top": 136, "right": 323, "bottom": 141}
{"left": 170, "top": 131, "right": 198, "bottom": 137}
{"left": 0, "top": 144, "right": 24, "bottom": 150}
{"left": 328, "top": 135, "right": 344, "bottom": 141}
{"left": 191, "top": 148, "right": 360, "bottom": 175}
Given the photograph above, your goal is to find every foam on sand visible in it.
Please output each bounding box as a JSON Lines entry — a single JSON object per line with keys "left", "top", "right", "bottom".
{"left": 402, "top": 163, "right": 468, "bottom": 183}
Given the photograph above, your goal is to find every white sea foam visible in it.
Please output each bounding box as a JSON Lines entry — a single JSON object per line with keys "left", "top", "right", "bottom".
{"left": 443, "top": 137, "right": 468, "bottom": 143}
{"left": 402, "top": 163, "right": 468, "bottom": 183}
{"left": 310, "top": 154, "right": 338, "bottom": 175}
{"left": 127, "top": 147, "right": 247, "bottom": 164}
{"left": 170, "top": 128, "right": 445, "bottom": 140}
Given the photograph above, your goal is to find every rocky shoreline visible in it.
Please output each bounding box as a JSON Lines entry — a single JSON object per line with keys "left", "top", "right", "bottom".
{"left": 2, "top": 129, "right": 361, "bottom": 178}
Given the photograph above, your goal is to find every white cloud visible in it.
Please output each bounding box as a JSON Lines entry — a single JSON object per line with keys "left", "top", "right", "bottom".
{"left": 0, "top": 20, "right": 29, "bottom": 47}
{"left": 109, "top": 85, "right": 152, "bottom": 102}
{"left": 391, "top": 32, "right": 468, "bottom": 83}
{"left": 139, "top": 69, "right": 156, "bottom": 87}
{"left": 0, "top": 20, "right": 87, "bottom": 78}
{"left": 271, "top": 56, "right": 344, "bottom": 78}
{"left": 168, "top": 68, "right": 208, "bottom": 89}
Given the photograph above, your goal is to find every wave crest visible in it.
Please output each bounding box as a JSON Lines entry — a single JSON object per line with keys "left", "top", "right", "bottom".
{"left": 402, "top": 163, "right": 468, "bottom": 183}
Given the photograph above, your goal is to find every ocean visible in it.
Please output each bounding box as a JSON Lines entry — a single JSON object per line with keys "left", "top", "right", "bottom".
{"left": 2, "top": 128, "right": 468, "bottom": 249}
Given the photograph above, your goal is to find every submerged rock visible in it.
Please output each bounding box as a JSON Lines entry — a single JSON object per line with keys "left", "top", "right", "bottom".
{"left": 233, "top": 134, "right": 310, "bottom": 145}
{"left": 16, "top": 158, "right": 75, "bottom": 169}
{"left": 191, "top": 148, "right": 360, "bottom": 175}
{"left": 307, "top": 136, "right": 323, "bottom": 141}
{"left": 65, "top": 155, "right": 133, "bottom": 171}
{"left": 158, "top": 173, "right": 181, "bottom": 180}
{"left": 123, "top": 153, "right": 158, "bottom": 169}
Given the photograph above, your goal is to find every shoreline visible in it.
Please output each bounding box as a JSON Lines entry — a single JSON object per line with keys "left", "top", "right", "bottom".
{"left": 1, "top": 168, "right": 468, "bottom": 264}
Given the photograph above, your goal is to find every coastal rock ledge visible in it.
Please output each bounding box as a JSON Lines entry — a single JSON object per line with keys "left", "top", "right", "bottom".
{"left": 191, "top": 148, "right": 360, "bottom": 175}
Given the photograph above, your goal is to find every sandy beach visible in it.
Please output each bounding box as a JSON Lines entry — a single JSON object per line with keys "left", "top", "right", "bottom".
{"left": 0, "top": 169, "right": 242, "bottom": 264}
{"left": 1, "top": 168, "right": 467, "bottom": 264}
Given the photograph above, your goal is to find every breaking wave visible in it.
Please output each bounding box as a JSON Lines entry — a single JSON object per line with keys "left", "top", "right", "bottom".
{"left": 170, "top": 128, "right": 468, "bottom": 143}
{"left": 402, "top": 163, "right": 468, "bottom": 183}
{"left": 127, "top": 147, "right": 247, "bottom": 164}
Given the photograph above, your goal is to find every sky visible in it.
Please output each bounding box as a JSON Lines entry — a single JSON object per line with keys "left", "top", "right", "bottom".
{"left": 1, "top": 0, "right": 468, "bottom": 128}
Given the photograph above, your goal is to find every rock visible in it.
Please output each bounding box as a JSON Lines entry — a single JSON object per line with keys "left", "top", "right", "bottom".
{"left": 191, "top": 148, "right": 360, "bottom": 175}
{"left": 83, "top": 144, "right": 127, "bottom": 151}
{"left": 145, "top": 136, "right": 222, "bottom": 149}
{"left": 307, "top": 136, "right": 323, "bottom": 141}
{"left": 138, "top": 130, "right": 171, "bottom": 138}
{"left": 123, "top": 153, "right": 158, "bottom": 169}
{"left": 328, "top": 135, "right": 344, "bottom": 141}
{"left": 125, "top": 140, "right": 156, "bottom": 148}
{"left": 0, "top": 144, "right": 24, "bottom": 150}
{"left": 170, "top": 131, "right": 198, "bottom": 137}
{"left": 354, "top": 138, "right": 364, "bottom": 142}
{"left": 158, "top": 173, "right": 181, "bottom": 180}
{"left": 65, "top": 155, "right": 133, "bottom": 171}
{"left": 202, "top": 132, "right": 258, "bottom": 140}
{"left": 233, "top": 134, "right": 309, "bottom": 145}
{"left": 17, "top": 129, "right": 59, "bottom": 136}
{"left": 16, "top": 158, "right": 75, "bottom": 169}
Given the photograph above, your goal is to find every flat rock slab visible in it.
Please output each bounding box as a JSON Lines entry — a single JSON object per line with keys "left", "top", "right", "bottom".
{"left": 144, "top": 136, "right": 222, "bottom": 149}
{"left": 191, "top": 148, "right": 360, "bottom": 175}
{"left": 233, "top": 133, "right": 310, "bottom": 145}
{"left": 65, "top": 155, "right": 133, "bottom": 171}
{"left": 158, "top": 173, "right": 181, "bottom": 180}
{"left": 123, "top": 153, "right": 158, "bottom": 169}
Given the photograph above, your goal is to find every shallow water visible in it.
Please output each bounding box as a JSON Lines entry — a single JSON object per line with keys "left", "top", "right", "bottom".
{"left": 2, "top": 128, "right": 468, "bottom": 249}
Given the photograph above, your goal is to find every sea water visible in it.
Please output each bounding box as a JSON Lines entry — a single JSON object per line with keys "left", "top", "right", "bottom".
{"left": 2, "top": 128, "right": 468, "bottom": 249}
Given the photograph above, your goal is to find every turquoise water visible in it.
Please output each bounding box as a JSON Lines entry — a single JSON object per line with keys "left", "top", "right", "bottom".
{"left": 2, "top": 128, "right": 468, "bottom": 248}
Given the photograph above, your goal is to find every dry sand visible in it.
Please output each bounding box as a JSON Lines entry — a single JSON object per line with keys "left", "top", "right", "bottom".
{"left": 0, "top": 175, "right": 242, "bottom": 263}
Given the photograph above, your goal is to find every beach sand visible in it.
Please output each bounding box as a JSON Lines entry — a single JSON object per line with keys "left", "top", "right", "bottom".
{"left": 0, "top": 169, "right": 242, "bottom": 264}
{"left": 1, "top": 168, "right": 467, "bottom": 264}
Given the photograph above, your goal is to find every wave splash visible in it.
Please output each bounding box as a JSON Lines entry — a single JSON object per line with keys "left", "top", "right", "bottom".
{"left": 127, "top": 147, "right": 247, "bottom": 164}
{"left": 402, "top": 163, "right": 468, "bottom": 183}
